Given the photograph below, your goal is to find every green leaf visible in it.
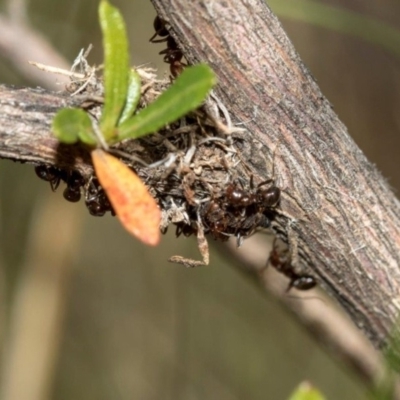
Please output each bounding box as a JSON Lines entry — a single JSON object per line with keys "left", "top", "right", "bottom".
{"left": 287, "top": 383, "right": 326, "bottom": 400}
{"left": 52, "top": 108, "right": 96, "bottom": 145}
{"left": 99, "top": 0, "right": 130, "bottom": 140}
{"left": 118, "top": 68, "right": 141, "bottom": 125}
{"left": 117, "top": 64, "right": 216, "bottom": 141}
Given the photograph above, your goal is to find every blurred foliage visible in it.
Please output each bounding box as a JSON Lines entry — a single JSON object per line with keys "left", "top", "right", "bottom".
{"left": 269, "top": 0, "right": 400, "bottom": 57}
{"left": 288, "top": 382, "right": 326, "bottom": 400}
{"left": 1, "top": 0, "right": 400, "bottom": 399}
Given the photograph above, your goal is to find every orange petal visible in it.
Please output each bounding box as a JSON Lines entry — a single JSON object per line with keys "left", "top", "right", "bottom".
{"left": 91, "top": 149, "right": 161, "bottom": 246}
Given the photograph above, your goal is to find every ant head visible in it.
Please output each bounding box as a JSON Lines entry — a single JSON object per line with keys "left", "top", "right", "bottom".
{"left": 258, "top": 185, "right": 280, "bottom": 207}
{"left": 35, "top": 165, "right": 58, "bottom": 181}
{"left": 152, "top": 16, "right": 169, "bottom": 38}
{"left": 35, "top": 165, "right": 65, "bottom": 191}
{"left": 226, "top": 184, "right": 252, "bottom": 207}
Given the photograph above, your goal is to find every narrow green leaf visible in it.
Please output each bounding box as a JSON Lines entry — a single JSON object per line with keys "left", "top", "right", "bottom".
{"left": 99, "top": 0, "right": 130, "bottom": 139}
{"left": 288, "top": 383, "right": 326, "bottom": 400}
{"left": 118, "top": 68, "right": 141, "bottom": 125}
{"left": 52, "top": 108, "right": 96, "bottom": 145}
{"left": 117, "top": 64, "right": 216, "bottom": 141}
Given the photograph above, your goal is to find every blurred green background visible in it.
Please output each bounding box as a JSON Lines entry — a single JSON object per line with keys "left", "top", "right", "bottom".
{"left": 1, "top": 0, "right": 399, "bottom": 399}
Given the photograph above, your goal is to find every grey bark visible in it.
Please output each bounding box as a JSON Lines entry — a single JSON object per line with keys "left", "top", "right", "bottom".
{"left": 149, "top": 0, "right": 400, "bottom": 348}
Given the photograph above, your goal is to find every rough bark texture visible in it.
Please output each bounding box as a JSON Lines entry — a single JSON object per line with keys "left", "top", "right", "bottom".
{"left": 0, "top": 0, "right": 400, "bottom": 353}
{"left": 148, "top": 0, "right": 400, "bottom": 348}
{"left": 0, "top": 86, "right": 92, "bottom": 170}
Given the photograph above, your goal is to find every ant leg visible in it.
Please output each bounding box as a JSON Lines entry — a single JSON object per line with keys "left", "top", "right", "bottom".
{"left": 149, "top": 35, "right": 168, "bottom": 43}
{"left": 249, "top": 175, "right": 255, "bottom": 190}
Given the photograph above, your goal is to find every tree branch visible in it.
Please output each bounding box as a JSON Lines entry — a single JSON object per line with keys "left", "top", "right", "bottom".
{"left": 0, "top": 0, "right": 400, "bottom": 360}
{"left": 148, "top": 0, "right": 400, "bottom": 349}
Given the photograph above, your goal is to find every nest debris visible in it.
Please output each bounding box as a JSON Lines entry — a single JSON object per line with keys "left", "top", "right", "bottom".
{"left": 34, "top": 61, "right": 281, "bottom": 268}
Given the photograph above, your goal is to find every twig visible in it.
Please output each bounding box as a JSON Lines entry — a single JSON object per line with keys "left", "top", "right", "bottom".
{"left": 0, "top": 13, "right": 70, "bottom": 89}
{"left": 0, "top": 194, "right": 83, "bottom": 400}
{"left": 222, "top": 235, "right": 390, "bottom": 391}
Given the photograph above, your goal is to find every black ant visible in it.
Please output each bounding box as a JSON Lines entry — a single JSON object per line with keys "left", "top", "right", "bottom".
{"left": 268, "top": 246, "right": 317, "bottom": 291}
{"left": 35, "top": 165, "right": 85, "bottom": 203}
{"left": 35, "top": 165, "right": 118, "bottom": 217}
{"left": 200, "top": 177, "right": 280, "bottom": 244}
{"left": 226, "top": 177, "right": 280, "bottom": 241}
{"left": 226, "top": 177, "right": 281, "bottom": 210}
{"left": 62, "top": 170, "right": 85, "bottom": 203}
{"left": 202, "top": 201, "right": 232, "bottom": 241}
{"left": 35, "top": 165, "right": 64, "bottom": 191}
{"left": 149, "top": 16, "right": 186, "bottom": 77}
{"left": 84, "top": 178, "right": 114, "bottom": 216}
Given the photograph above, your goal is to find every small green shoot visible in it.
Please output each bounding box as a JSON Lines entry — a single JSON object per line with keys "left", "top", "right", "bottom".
{"left": 118, "top": 69, "right": 141, "bottom": 125}
{"left": 117, "top": 64, "right": 216, "bottom": 141}
{"left": 98, "top": 0, "right": 129, "bottom": 140}
{"left": 52, "top": 0, "right": 216, "bottom": 148}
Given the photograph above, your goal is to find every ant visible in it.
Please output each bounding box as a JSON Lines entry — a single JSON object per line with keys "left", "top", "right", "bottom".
{"left": 84, "top": 177, "right": 114, "bottom": 216}
{"left": 268, "top": 245, "right": 317, "bottom": 291}
{"left": 35, "top": 165, "right": 85, "bottom": 203}
{"left": 149, "top": 16, "right": 186, "bottom": 77}
{"left": 35, "top": 165, "right": 118, "bottom": 217}
{"left": 201, "top": 177, "right": 280, "bottom": 244}
{"left": 226, "top": 177, "right": 280, "bottom": 210}
{"left": 35, "top": 165, "right": 65, "bottom": 191}
{"left": 63, "top": 170, "right": 85, "bottom": 203}
{"left": 226, "top": 177, "right": 280, "bottom": 241}
{"left": 202, "top": 201, "right": 232, "bottom": 241}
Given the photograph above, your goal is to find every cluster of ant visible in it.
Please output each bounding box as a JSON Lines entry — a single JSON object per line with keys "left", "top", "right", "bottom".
{"left": 172, "top": 176, "right": 281, "bottom": 247}
{"left": 149, "top": 16, "right": 186, "bottom": 77}
{"left": 34, "top": 165, "right": 114, "bottom": 217}
{"left": 171, "top": 176, "right": 317, "bottom": 290}
{"left": 201, "top": 177, "right": 281, "bottom": 245}
{"left": 35, "top": 164, "right": 316, "bottom": 290}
